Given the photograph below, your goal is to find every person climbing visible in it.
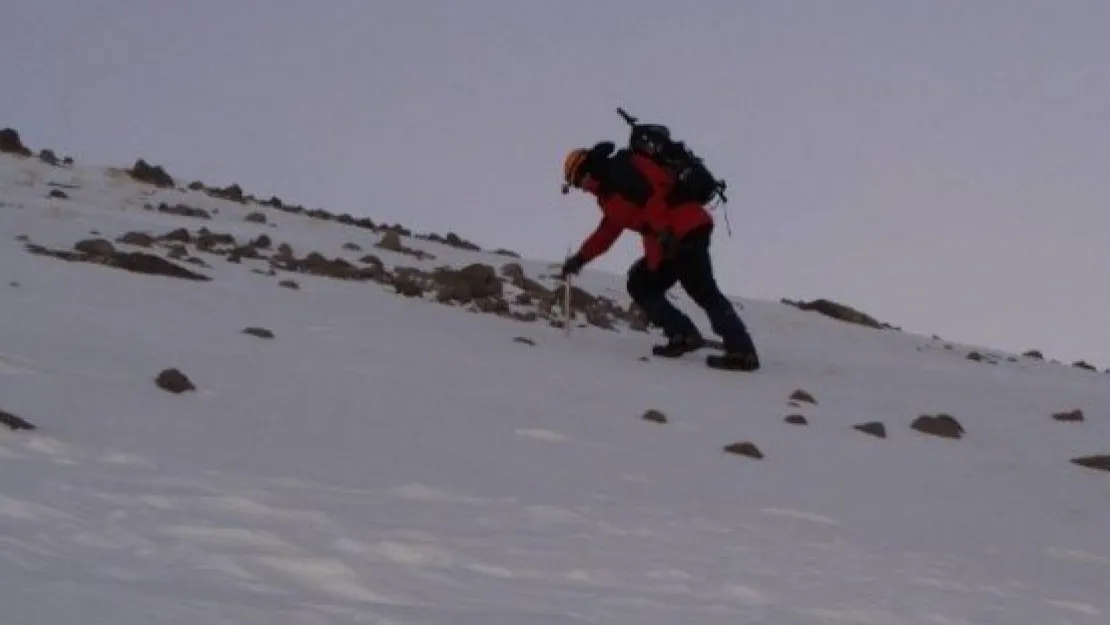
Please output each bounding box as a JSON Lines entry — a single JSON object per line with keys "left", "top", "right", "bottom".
{"left": 558, "top": 137, "right": 760, "bottom": 371}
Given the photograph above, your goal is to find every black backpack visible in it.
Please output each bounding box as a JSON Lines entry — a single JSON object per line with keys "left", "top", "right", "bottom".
{"left": 618, "top": 107, "right": 728, "bottom": 208}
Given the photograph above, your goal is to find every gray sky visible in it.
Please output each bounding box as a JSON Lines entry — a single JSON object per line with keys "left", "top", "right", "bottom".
{"left": 5, "top": 1, "right": 1109, "bottom": 367}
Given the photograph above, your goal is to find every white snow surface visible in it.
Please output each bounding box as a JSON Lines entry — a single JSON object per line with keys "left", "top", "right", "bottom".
{"left": 2, "top": 152, "right": 1109, "bottom": 624}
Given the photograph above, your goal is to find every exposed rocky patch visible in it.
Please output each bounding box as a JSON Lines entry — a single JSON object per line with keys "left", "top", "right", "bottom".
{"left": 513, "top": 336, "right": 536, "bottom": 346}
{"left": 789, "top": 389, "right": 817, "bottom": 405}
{"left": 0, "top": 128, "right": 32, "bottom": 157}
{"left": 911, "top": 413, "right": 964, "bottom": 439}
{"left": 115, "top": 231, "right": 156, "bottom": 247}
{"left": 278, "top": 279, "right": 300, "bottom": 290}
{"left": 243, "top": 326, "right": 275, "bottom": 339}
{"left": 782, "top": 297, "right": 894, "bottom": 330}
{"left": 1, "top": 408, "right": 36, "bottom": 431}
{"left": 1051, "top": 409, "right": 1084, "bottom": 423}
{"left": 155, "top": 368, "right": 195, "bottom": 394}
{"left": 205, "top": 183, "right": 246, "bottom": 203}
{"left": 784, "top": 414, "right": 808, "bottom": 425}
{"left": 244, "top": 211, "right": 267, "bottom": 223}
{"left": 155, "top": 202, "right": 212, "bottom": 220}
{"left": 48, "top": 189, "right": 68, "bottom": 199}
{"left": 641, "top": 409, "right": 668, "bottom": 424}
{"left": 1072, "top": 360, "right": 1097, "bottom": 372}
{"left": 723, "top": 441, "right": 764, "bottom": 459}
{"left": 128, "top": 159, "right": 175, "bottom": 188}
{"left": 375, "top": 231, "right": 435, "bottom": 261}
{"left": 1070, "top": 455, "right": 1110, "bottom": 473}
{"left": 853, "top": 421, "right": 887, "bottom": 439}
{"left": 418, "top": 231, "right": 481, "bottom": 252}
{"left": 1022, "top": 349, "right": 1044, "bottom": 360}
{"left": 25, "top": 238, "right": 211, "bottom": 282}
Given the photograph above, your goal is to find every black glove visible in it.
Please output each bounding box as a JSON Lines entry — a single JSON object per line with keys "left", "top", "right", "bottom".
{"left": 559, "top": 254, "right": 586, "bottom": 279}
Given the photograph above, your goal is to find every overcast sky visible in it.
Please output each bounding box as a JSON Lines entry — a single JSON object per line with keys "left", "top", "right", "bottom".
{"left": 4, "top": 1, "right": 1108, "bottom": 367}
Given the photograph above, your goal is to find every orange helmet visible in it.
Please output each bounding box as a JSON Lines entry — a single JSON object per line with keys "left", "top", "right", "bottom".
{"left": 563, "top": 148, "right": 590, "bottom": 189}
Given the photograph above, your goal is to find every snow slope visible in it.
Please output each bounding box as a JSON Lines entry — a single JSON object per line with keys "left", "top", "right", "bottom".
{"left": 2, "top": 150, "right": 1109, "bottom": 625}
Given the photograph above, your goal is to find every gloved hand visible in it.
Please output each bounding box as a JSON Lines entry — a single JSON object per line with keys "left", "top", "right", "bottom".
{"left": 559, "top": 253, "right": 585, "bottom": 279}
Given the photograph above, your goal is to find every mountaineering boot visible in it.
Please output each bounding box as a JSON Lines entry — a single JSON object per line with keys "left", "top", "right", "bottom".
{"left": 651, "top": 333, "right": 706, "bottom": 358}
{"left": 706, "top": 349, "right": 761, "bottom": 372}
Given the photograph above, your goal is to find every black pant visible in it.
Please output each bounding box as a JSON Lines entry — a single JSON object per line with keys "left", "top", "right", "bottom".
{"left": 626, "top": 225, "right": 757, "bottom": 354}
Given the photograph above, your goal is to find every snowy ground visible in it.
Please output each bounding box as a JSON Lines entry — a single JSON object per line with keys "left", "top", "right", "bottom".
{"left": 2, "top": 152, "right": 1109, "bottom": 624}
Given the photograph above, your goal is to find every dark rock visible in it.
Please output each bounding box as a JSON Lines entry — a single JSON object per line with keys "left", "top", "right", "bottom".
{"left": 244, "top": 211, "right": 267, "bottom": 223}
{"left": 784, "top": 414, "right": 808, "bottom": 425}
{"left": 911, "top": 414, "right": 964, "bottom": 439}
{"left": 1072, "top": 360, "right": 1097, "bottom": 371}
{"left": 1022, "top": 349, "right": 1044, "bottom": 360}
{"left": 38, "top": 149, "right": 60, "bottom": 166}
{"left": 513, "top": 336, "right": 536, "bottom": 346}
{"left": 1051, "top": 409, "right": 1084, "bottom": 423}
{"left": 853, "top": 421, "right": 886, "bottom": 439}
{"left": 781, "top": 297, "right": 891, "bottom": 330}
{"left": 0, "top": 408, "right": 36, "bottom": 431}
{"left": 157, "top": 202, "right": 211, "bottom": 220}
{"left": 278, "top": 279, "right": 300, "bottom": 290}
{"left": 48, "top": 189, "right": 68, "bottom": 199}
{"left": 641, "top": 409, "right": 668, "bottom": 424}
{"left": 0, "top": 128, "right": 32, "bottom": 156}
{"left": 155, "top": 368, "right": 195, "bottom": 393}
{"left": 1071, "top": 455, "right": 1110, "bottom": 473}
{"left": 128, "top": 159, "right": 175, "bottom": 188}
{"left": 115, "top": 231, "right": 156, "bottom": 247}
{"left": 723, "top": 441, "right": 764, "bottom": 459}
{"left": 789, "top": 389, "right": 817, "bottom": 405}
{"left": 243, "top": 326, "right": 275, "bottom": 339}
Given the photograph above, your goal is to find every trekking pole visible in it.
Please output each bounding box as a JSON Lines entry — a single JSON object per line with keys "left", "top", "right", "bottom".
{"left": 563, "top": 245, "right": 573, "bottom": 338}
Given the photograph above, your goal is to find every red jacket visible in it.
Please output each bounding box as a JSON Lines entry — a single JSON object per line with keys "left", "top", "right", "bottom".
{"left": 574, "top": 151, "right": 712, "bottom": 269}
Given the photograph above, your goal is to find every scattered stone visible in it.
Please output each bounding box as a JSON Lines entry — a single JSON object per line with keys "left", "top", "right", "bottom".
{"left": 206, "top": 183, "right": 245, "bottom": 203}
{"left": 251, "top": 234, "right": 272, "bottom": 249}
{"left": 161, "top": 228, "right": 192, "bottom": 243}
{"left": 48, "top": 189, "right": 68, "bottom": 199}
{"left": 278, "top": 279, "right": 300, "bottom": 290}
{"left": 1022, "top": 349, "right": 1044, "bottom": 360}
{"left": 38, "top": 149, "right": 60, "bottom": 166}
{"left": 910, "top": 413, "right": 964, "bottom": 439}
{"left": 342, "top": 242, "right": 362, "bottom": 252}
{"left": 244, "top": 211, "right": 267, "bottom": 223}
{"left": 155, "top": 368, "right": 195, "bottom": 394}
{"left": 74, "top": 238, "right": 116, "bottom": 258}
{"left": 494, "top": 248, "right": 521, "bottom": 258}
{"left": 0, "top": 408, "right": 36, "bottom": 431}
{"left": 375, "top": 231, "right": 434, "bottom": 260}
{"left": 115, "top": 231, "right": 156, "bottom": 247}
{"left": 789, "top": 389, "right": 817, "bottom": 405}
{"left": 128, "top": 159, "right": 175, "bottom": 188}
{"left": 513, "top": 336, "right": 536, "bottom": 346}
{"left": 853, "top": 421, "right": 886, "bottom": 439}
{"left": 1051, "top": 409, "right": 1085, "bottom": 423}
{"left": 1072, "top": 360, "right": 1097, "bottom": 371}
{"left": 1070, "top": 455, "right": 1110, "bottom": 473}
{"left": 723, "top": 441, "right": 764, "bottom": 459}
{"left": 243, "top": 326, "right": 275, "bottom": 339}
{"left": 781, "top": 297, "right": 892, "bottom": 330}
{"left": 967, "top": 351, "right": 985, "bottom": 362}
{"left": 641, "top": 409, "right": 668, "bottom": 424}
{"left": 157, "top": 202, "right": 211, "bottom": 220}
{"left": 784, "top": 414, "right": 808, "bottom": 425}
{"left": 0, "top": 128, "right": 31, "bottom": 156}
